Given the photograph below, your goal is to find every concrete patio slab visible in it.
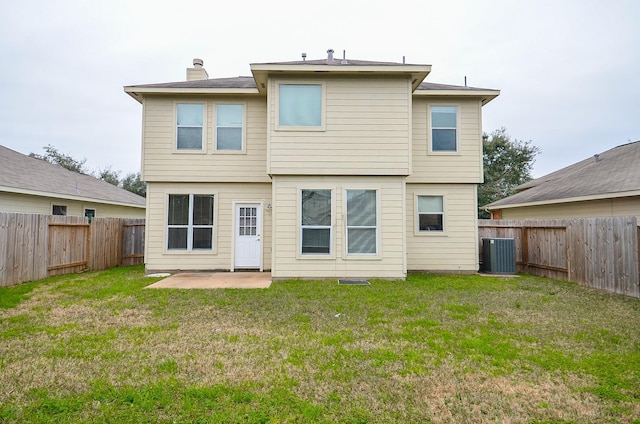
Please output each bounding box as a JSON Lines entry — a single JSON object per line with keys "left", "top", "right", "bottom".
{"left": 145, "top": 272, "right": 271, "bottom": 289}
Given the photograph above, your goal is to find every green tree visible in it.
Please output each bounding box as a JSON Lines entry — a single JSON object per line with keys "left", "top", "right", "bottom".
{"left": 30, "top": 145, "right": 146, "bottom": 197}
{"left": 478, "top": 128, "right": 541, "bottom": 218}
{"left": 97, "top": 166, "right": 121, "bottom": 186}
{"left": 121, "top": 172, "right": 147, "bottom": 197}
{"left": 29, "top": 144, "right": 88, "bottom": 174}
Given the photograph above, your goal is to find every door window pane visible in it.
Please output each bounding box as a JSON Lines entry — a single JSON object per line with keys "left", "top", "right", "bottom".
{"left": 238, "top": 207, "right": 257, "bottom": 236}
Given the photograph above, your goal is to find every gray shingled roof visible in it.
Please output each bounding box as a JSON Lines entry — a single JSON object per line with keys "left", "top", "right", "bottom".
{"left": 486, "top": 141, "right": 640, "bottom": 208}
{"left": 0, "top": 145, "right": 145, "bottom": 207}
{"left": 129, "top": 76, "right": 257, "bottom": 89}
{"left": 417, "top": 82, "right": 494, "bottom": 92}
{"left": 252, "top": 58, "right": 417, "bottom": 66}
{"left": 127, "top": 75, "right": 492, "bottom": 92}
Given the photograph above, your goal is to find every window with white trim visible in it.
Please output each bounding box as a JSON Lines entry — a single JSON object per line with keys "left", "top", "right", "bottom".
{"left": 176, "top": 103, "right": 204, "bottom": 150}
{"left": 52, "top": 205, "right": 67, "bottom": 216}
{"left": 279, "top": 84, "right": 322, "bottom": 127}
{"left": 417, "top": 195, "right": 444, "bottom": 232}
{"left": 346, "top": 190, "right": 377, "bottom": 255}
{"left": 84, "top": 208, "right": 96, "bottom": 219}
{"left": 216, "top": 104, "right": 243, "bottom": 151}
{"left": 167, "top": 194, "right": 214, "bottom": 250}
{"left": 431, "top": 106, "right": 457, "bottom": 152}
{"left": 301, "top": 189, "right": 332, "bottom": 254}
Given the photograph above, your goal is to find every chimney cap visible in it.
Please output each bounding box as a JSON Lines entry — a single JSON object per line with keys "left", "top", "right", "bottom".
{"left": 193, "top": 58, "right": 204, "bottom": 67}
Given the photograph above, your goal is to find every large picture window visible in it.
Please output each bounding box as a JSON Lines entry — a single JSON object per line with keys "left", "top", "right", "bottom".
{"left": 176, "top": 103, "right": 204, "bottom": 150}
{"left": 431, "top": 106, "right": 457, "bottom": 152}
{"left": 301, "top": 189, "right": 332, "bottom": 254}
{"left": 346, "top": 190, "right": 377, "bottom": 255}
{"left": 417, "top": 195, "right": 444, "bottom": 232}
{"left": 167, "top": 194, "right": 214, "bottom": 250}
{"left": 279, "top": 84, "right": 322, "bottom": 127}
{"left": 216, "top": 104, "right": 243, "bottom": 151}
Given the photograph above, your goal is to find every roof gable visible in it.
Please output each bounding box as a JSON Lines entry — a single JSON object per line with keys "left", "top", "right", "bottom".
{"left": 0, "top": 145, "right": 146, "bottom": 207}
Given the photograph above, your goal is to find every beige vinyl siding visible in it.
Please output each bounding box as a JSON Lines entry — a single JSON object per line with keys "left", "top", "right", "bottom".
{"left": 408, "top": 98, "right": 483, "bottom": 183}
{"left": 142, "top": 96, "right": 269, "bottom": 183}
{"left": 499, "top": 197, "right": 640, "bottom": 221}
{"left": 268, "top": 77, "right": 412, "bottom": 176}
{"left": 271, "top": 175, "right": 406, "bottom": 279}
{"left": 145, "top": 182, "right": 272, "bottom": 272}
{"left": 406, "top": 183, "right": 479, "bottom": 272}
{"left": 0, "top": 192, "right": 145, "bottom": 218}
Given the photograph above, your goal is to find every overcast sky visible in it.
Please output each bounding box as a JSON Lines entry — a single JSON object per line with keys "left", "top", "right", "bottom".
{"left": 0, "top": 0, "right": 638, "bottom": 178}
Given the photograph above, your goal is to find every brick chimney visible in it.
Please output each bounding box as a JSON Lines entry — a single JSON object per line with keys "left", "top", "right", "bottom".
{"left": 186, "top": 58, "right": 209, "bottom": 81}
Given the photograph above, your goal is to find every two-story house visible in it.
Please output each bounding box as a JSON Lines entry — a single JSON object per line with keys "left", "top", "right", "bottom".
{"left": 125, "top": 51, "right": 499, "bottom": 279}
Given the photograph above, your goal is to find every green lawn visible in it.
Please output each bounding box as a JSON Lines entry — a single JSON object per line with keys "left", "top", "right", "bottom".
{"left": 1, "top": 266, "right": 639, "bottom": 423}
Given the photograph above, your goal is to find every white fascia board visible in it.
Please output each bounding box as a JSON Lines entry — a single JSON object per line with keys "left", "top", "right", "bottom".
{"left": 488, "top": 190, "right": 640, "bottom": 210}
{"left": 124, "top": 87, "right": 260, "bottom": 103}
{"left": 413, "top": 89, "right": 501, "bottom": 105}
{"left": 0, "top": 186, "right": 146, "bottom": 209}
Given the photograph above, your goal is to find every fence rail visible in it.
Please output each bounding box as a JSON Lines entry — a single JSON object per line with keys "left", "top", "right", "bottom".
{"left": 479, "top": 217, "right": 640, "bottom": 298}
{"left": 0, "top": 213, "right": 145, "bottom": 287}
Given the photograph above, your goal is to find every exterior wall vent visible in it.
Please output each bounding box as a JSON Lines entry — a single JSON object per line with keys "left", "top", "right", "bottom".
{"left": 482, "top": 238, "right": 516, "bottom": 274}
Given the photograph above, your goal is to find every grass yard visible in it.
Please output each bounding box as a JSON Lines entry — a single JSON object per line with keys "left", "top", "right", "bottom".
{"left": 0, "top": 267, "right": 639, "bottom": 423}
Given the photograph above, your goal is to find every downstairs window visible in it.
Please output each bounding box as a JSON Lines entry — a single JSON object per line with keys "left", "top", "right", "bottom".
{"left": 417, "top": 195, "right": 444, "bottom": 232}
{"left": 301, "top": 189, "right": 332, "bottom": 255}
{"left": 167, "top": 194, "right": 214, "bottom": 250}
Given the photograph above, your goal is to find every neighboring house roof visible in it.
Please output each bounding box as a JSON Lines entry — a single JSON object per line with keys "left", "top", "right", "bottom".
{"left": 0, "top": 145, "right": 146, "bottom": 208}
{"left": 485, "top": 141, "right": 640, "bottom": 209}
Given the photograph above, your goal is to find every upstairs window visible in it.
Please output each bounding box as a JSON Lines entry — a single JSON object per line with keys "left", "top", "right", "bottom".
{"left": 278, "top": 84, "right": 323, "bottom": 128}
{"left": 216, "top": 104, "right": 243, "bottom": 151}
{"left": 301, "top": 189, "right": 332, "bottom": 255}
{"left": 431, "top": 106, "right": 457, "bottom": 152}
{"left": 346, "top": 190, "right": 377, "bottom": 255}
{"left": 176, "top": 103, "right": 204, "bottom": 150}
{"left": 417, "top": 195, "right": 444, "bottom": 232}
{"left": 167, "top": 194, "right": 214, "bottom": 250}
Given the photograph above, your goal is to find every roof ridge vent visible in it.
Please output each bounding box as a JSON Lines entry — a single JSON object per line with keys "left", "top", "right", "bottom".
{"left": 341, "top": 50, "right": 348, "bottom": 64}
{"left": 327, "top": 48, "right": 335, "bottom": 62}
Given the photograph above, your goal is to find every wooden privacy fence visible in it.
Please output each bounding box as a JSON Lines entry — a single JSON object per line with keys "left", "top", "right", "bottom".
{"left": 0, "top": 213, "right": 145, "bottom": 287}
{"left": 478, "top": 217, "right": 640, "bottom": 298}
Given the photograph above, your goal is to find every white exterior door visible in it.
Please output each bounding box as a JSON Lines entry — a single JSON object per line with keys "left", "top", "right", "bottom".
{"left": 234, "top": 203, "right": 262, "bottom": 269}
